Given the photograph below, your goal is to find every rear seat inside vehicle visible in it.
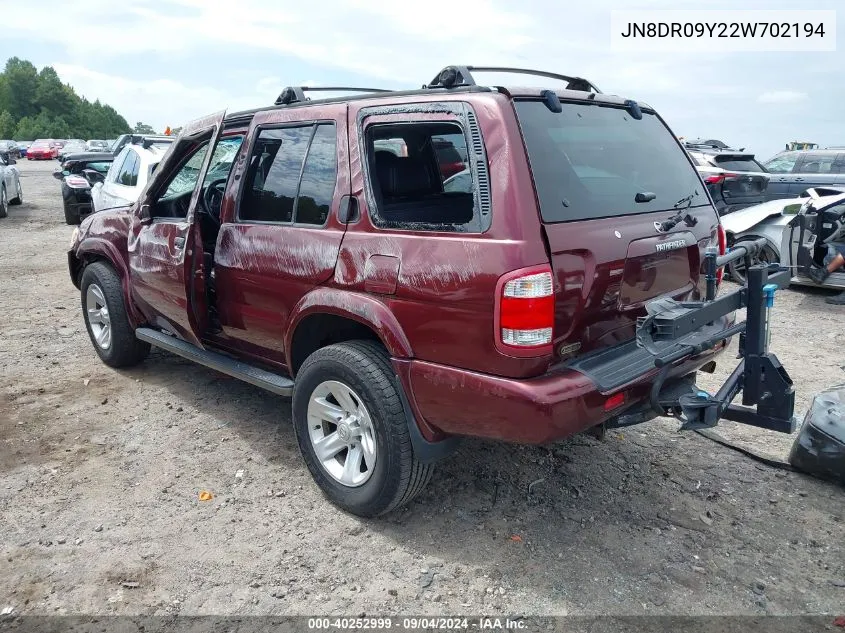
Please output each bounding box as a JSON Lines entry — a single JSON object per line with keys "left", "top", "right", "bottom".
{"left": 373, "top": 150, "right": 473, "bottom": 225}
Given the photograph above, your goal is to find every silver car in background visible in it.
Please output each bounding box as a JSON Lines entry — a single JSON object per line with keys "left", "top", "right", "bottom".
{"left": 0, "top": 150, "right": 23, "bottom": 218}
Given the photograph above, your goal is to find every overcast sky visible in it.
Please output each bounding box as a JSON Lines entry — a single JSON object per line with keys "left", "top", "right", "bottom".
{"left": 6, "top": 0, "right": 843, "bottom": 160}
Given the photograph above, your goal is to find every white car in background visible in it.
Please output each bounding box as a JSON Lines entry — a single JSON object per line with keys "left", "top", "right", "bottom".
{"left": 721, "top": 186, "right": 845, "bottom": 283}
{"left": 91, "top": 141, "right": 169, "bottom": 212}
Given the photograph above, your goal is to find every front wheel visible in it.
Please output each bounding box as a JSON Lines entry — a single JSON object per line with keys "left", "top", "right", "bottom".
{"left": 292, "top": 341, "right": 433, "bottom": 517}
{"left": 0, "top": 185, "right": 7, "bottom": 218}
{"left": 80, "top": 262, "right": 150, "bottom": 367}
{"left": 727, "top": 240, "right": 779, "bottom": 285}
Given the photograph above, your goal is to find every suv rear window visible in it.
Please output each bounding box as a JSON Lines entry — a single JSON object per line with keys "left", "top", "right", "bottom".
{"left": 711, "top": 156, "right": 766, "bottom": 172}
{"left": 514, "top": 100, "right": 706, "bottom": 223}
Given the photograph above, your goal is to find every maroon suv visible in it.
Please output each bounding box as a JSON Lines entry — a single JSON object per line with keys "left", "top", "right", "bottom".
{"left": 68, "top": 66, "right": 740, "bottom": 516}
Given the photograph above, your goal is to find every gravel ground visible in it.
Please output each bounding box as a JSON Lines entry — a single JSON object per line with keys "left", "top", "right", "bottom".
{"left": 1, "top": 159, "right": 843, "bottom": 618}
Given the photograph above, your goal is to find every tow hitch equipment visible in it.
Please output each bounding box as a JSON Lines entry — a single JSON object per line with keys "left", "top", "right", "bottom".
{"left": 635, "top": 238, "right": 797, "bottom": 433}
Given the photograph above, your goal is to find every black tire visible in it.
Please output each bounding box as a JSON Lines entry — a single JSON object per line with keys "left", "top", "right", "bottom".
{"left": 63, "top": 203, "right": 80, "bottom": 225}
{"left": 9, "top": 179, "right": 22, "bottom": 205}
{"left": 292, "top": 340, "right": 433, "bottom": 517}
{"left": 727, "top": 240, "right": 779, "bottom": 285}
{"left": 0, "top": 185, "right": 7, "bottom": 218}
{"left": 80, "top": 261, "right": 150, "bottom": 368}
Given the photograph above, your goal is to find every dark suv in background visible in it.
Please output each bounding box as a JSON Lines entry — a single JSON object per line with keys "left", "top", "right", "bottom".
{"left": 70, "top": 65, "right": 785, "bottom": 517}
{"left": 686, "top": 142, "right": 769, "bottom": 215}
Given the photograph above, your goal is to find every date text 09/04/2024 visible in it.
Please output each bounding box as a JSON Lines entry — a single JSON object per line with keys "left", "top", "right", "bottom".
{"left": 307, "top": 617, "right": 528, "bottom": 630}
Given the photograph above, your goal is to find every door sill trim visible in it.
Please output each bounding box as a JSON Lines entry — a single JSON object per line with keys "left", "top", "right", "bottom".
{"left": 136, "top": 327, "right": 293, "bottom": 396}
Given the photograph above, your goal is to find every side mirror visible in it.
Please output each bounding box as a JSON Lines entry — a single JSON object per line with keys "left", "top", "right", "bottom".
{"left": 82, "top": 169, "right": 105, "bottom": 185}
{"left": 53, "top": 170, "right": 65, "bottom": 181}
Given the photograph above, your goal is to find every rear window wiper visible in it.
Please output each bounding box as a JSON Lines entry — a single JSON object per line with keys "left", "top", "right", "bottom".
{"left": 657, "top": 193, "right": 700, "bottom": 231}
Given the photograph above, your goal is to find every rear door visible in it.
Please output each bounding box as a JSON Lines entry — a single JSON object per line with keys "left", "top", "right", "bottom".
{"left": 763, "top": 152, "right": 801, "bottom": 200}
{"left": 514, "top": 99, "right": 717, "bottom": 354}
{"left": 127, "top": 111, "right": 226, "bottom": 345}
{"left": 212, "top": 104, "right": 349, "bottom": 365}
{"left": 788, "top": 151, "right": 841, "bottom": 194}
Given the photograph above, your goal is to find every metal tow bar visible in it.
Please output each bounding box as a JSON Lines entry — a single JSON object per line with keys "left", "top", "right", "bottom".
{"left": 636, "top": 237, "right": 797, "bottom": 433}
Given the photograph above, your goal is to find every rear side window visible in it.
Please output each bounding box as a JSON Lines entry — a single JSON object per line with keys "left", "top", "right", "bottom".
{"left": 796, "top": 152, "right": 839, "bottom": 174}
{"left": 364, "top": 121, "right": 478, "bottom": 231}
{"left": 240, "top": 123, "right": 337, "bottom": 225}
{"left": 117, "top": 149, "right": 140, "bottom": 186}
{"left": 514, "top": 100, "right": 707, "bottom": 223}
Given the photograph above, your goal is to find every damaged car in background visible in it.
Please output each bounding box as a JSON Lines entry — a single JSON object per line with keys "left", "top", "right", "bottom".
{"left": 54, "top": 156, "right": 114, "bottom": 225}
{"left": 721, "top": 186, "right": 845, "bottom": 284}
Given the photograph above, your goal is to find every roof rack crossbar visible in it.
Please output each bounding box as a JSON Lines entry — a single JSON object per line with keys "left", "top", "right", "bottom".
{"left": 426, "top": 65, "right": 601, "bottom": 94}
{"left": 275, "top": 85, "right": 392, "bottom": 106}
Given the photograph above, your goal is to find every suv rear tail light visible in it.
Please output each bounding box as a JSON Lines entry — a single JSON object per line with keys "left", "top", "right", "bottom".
{"left": 495, "top": 265, "right": 554, "bottom": 356}
{"left": 66, "top": 175, "right": 90, "bottom": 188}
{"left": 704, "top": 173, "right": 738, "bottom": 185}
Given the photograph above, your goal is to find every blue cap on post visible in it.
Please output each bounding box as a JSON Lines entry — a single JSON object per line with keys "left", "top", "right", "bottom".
{"left": 763, "top": 283, "right": 778, "bottom": 308}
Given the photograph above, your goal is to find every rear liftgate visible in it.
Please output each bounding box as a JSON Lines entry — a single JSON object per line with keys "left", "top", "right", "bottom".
{"left": 620, "top": 238, "right": 797, "bottom": 433}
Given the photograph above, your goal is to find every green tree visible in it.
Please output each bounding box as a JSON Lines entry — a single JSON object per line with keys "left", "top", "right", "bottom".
{"left": 0, "top": 57, "right": 133, "bottom": 140}
{"left": 0, "top": 110, "right": 14, "bottom": 138}
{"left": 15, "top": 112, "right": 52, "bottom": 139}
{"left": 36, "top": 66, "right": 74, "bottom": 118}
{"left": 133, "top": 121, "right": 156, "bottom": 134}
{"left": 2, "top": 58, "right": 39, "bottom": 120}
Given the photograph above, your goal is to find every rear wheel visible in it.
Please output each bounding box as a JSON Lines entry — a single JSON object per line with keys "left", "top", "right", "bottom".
{"left": 63, "top": 203, "right": 80, "bottom": 225}
{"left": 0, "top": 185, "right": 7, "bottom": 218}
{"left": 727, "top": 240, "right": 779, "bottom": 285}
{"left": 292, "top": 341, "right": 433, "bottom": 517}
{"left": 80, "top": 262, "right": 150, "bottom": 367}
{"left": 9, "top": 179, "right": 22, "bottom": 205}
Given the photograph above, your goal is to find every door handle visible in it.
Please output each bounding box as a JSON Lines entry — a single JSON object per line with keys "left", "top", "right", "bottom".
{"left": 174, "top": 236, "right": 186, "bottom": 249}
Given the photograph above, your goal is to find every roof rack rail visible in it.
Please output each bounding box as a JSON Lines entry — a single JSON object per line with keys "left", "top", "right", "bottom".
{"left": 129, "top": 134, "right": 171, "bottom": 149}
{"left": 425, "top": 65, "right": 601, "bottom": 94}
{"left": 275, "top": 86, "right": 392, "bottom": 106}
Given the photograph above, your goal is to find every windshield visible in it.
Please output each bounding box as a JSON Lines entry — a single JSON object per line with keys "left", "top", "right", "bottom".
{"left": 514, "top": 100, "right": 707, "bottom": 222}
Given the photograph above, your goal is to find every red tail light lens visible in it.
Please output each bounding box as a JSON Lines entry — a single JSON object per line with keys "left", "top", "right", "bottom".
{"left": 705, "top": 173, "right": 738, "bottom": 185}
{"left": 66, "top": 175, "right": 90, "bottom": 188}
{"left": 717, "top": 223, "right": 726, "bottom": 285}
{"left": 495, "top": 265, "right": 554, "bottom": 356}
{"left": 604, "top": 392, "right": 626, "bottom": 411}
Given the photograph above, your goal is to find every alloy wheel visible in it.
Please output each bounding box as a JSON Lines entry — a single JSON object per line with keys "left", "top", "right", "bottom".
{"left": 85, "top": 284, "right": 112, "bottom": 349}
{"left": 306, "top": 380, "right": 377, "bottom": 487}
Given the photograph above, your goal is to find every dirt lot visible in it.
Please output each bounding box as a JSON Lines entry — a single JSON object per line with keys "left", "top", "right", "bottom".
{"left": 1, "top": 159, "right": 843, "bottom": 618}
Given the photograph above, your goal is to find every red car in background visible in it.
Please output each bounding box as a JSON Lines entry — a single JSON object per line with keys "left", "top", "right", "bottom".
{"left": 27, "top": 139, "right": 59, "bottom": 160}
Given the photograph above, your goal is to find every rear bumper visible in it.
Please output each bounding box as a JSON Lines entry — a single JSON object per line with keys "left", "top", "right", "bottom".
{"left": 405, "top": 320, "right": 731, "bottom": 445}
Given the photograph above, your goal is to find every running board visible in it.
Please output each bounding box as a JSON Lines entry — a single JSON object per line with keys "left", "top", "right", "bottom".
{"left": 136, "top": 327, "right": 294, "bottom": 396}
